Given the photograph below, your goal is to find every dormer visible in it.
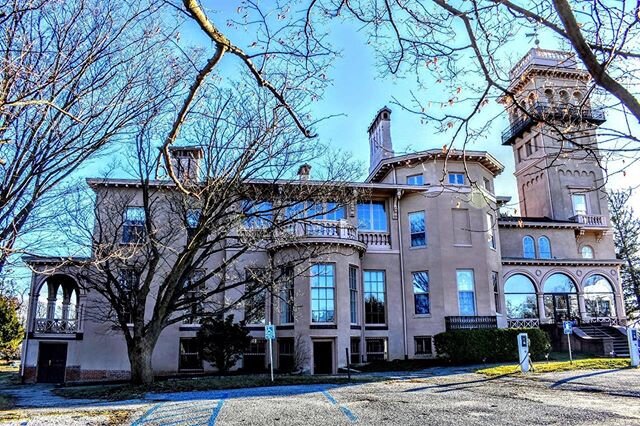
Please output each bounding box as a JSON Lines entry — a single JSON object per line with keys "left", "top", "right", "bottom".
{"left": 169, "top": 146, "right": 203, "bottom": 182}
{"left": 368, "top": 107, "right": 394, "bottom": 173}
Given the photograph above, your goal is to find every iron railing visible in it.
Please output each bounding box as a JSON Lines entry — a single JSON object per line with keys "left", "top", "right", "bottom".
{"left": 445, "top": 316, "right": 498, "bottom": 331}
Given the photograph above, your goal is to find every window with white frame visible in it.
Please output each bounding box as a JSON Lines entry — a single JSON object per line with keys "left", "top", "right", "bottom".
{"left": 357, "top": 201, "right": 387, "bottom": 231}
{"left": 412, "top": 271, "right": 430, "bottom": 315}
{"left": 581, "top": 245, "right": 594, "bottom": 259}
{"left": 364, "top": 270, "right": 386, "bottom": 324}
{"left": 311, "top": 263, "right": 335, "bottom": 323}
{"left": 179, "top": 338, "right": 203, "bottom": 370}
{"left": 486, "top": 213, "right": 496, "bottom": 249}
{"left": 523, "top": 236, "right": 536, "bottom": 259}
{"left": 122, "top": 207, "right": 145, "bottom": 244}
{"left": 186, "top": 208, "right": 201, "bottom": 242}
{"left": 538, "top": 236, "right": 552, "bottom": 259}
{"left": 409, "top": 211, "right": 426, "bottom": 247}
{"left": 457, "top": 269, "right": 476, "bottom": 316}
{"left": 571, "top": 194, "right": 587, "bottom": 216}
{"left": 448, "top": 173, "right": 465, "bottom": 185}
{"left": 349, "top": 265, "right": 358, "bottom": 324}
{"left": 243, "top": 201, "right": 273, "bottom": 228}
{"left": 280, "top": 266, "right": 294, "bottom": 324}
{"left": 406, "top": 174, "right": 424, "bottom": 185}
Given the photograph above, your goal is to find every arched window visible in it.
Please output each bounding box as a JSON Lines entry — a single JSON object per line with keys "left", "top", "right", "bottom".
{"left": 544, "top": 88, "right": 554, "bottom": 104}
{"left": 581, "top": 245, "right": 594, "bottom": 259}
{"left": 523, "top": 236, "right": 535, "bottom": 259}
{"left": 583, "top": 274, "right": 616, "bottom": 318}
{"left": 538, "top": 236, "right": 552, "bottom": 259}
{"left": 504, "top": 274, "right": 538, "bottom": 319}
{"left": 543, "top": 273, "right": 579, "bottom": 322}
{"left": 572, "top": 91, "right": 582, "bottom": 105}
{"left": 559, "top": 90, "right": 569, "bottom": 105}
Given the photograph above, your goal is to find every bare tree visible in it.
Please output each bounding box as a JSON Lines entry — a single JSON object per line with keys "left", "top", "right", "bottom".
{"left": 0, "top": 0, "right": 189, "bottom": 273}
{"left": 62, "top": 84, "right": 360, "bottom": 384}
{"left": 307, "top": 1, "right": 640, "bottom": 183}
{"left": 609, "top": 189, "right": 640, "bottom": 318}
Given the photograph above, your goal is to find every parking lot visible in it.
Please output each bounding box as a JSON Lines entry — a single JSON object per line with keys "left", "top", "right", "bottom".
{"left": 2, "top": 368, "right": 640, "bottom": 425}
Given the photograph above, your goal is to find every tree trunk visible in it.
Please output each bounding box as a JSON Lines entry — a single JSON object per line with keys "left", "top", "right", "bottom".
{"left": 128, "top": 338, "right": 155, "bottom": 385}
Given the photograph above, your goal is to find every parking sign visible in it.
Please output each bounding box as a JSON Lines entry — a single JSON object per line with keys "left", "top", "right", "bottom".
{"left": 265, "top": 324, "right": 276, "bottom": 340}
{"left": 563, "top": 321, "right": 573, "bottom": 335}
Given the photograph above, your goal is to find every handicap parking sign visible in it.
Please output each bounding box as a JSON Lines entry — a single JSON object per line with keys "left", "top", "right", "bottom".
{"left": 265, "top": 324, "right": 276, "bottom": 340}
{"left": 563, "top": 321, "right": 573, "bottom": 335}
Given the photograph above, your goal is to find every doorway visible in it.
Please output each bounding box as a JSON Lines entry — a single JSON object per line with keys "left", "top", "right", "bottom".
{"left": 37, "top": 343, "right": 67, "bottom": 383}
{"left": 313, "top": 341, "right": 333, "bottom": 374}
{"left": 544, "top": 294, "right": 579, "bottom": 323}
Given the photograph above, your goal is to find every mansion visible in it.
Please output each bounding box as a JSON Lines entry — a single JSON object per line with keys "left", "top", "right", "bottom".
{"left": 20, "top": 48, "right": 627, "bottom": 383}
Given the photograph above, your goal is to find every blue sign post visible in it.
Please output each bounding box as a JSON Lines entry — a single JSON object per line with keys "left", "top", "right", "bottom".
{"left": 563, "top": 321, "right": 573, "bottom": 364}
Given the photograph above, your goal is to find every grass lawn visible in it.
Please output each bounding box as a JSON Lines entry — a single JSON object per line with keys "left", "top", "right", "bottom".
{"left": 54, "top": 373, "right": 381, "bottom": 401}
{"left": 0, "top": 363, "right": 20, "bottom": 411}
{"left": 477, "top": 358, "right": 632, "bottom": 377}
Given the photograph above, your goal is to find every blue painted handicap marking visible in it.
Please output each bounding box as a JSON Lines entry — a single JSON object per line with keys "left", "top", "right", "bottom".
{"left": 132, "top": 399, "right": 226, "bottom": 426}
{"left": 322, "top": 390, "right": 358, "bottom": 423}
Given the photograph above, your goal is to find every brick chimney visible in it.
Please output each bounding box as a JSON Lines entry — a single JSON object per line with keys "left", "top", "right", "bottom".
{"left": 368, "top": 106, "right": 394, "bottom": 173}
{"left": 297, "top": 163, "right": 312, "bottom": 181}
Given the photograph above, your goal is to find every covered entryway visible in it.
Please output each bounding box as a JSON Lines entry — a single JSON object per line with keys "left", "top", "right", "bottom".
{"left": 37, "top": 342, "right": 67, "bottom": 383}
{"left": 313, "top": 341, "right": 333, "bottom": 374}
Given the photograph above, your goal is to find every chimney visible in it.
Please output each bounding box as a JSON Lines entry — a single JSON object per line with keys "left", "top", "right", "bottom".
{"left": 169, "top": 146, "right": 203, "bottom": 182}
{"left": 297, "top": 163, "right": 312, "bottom": 181}
{"left": 368, "top": 106, "right": 394, "bottom": 173}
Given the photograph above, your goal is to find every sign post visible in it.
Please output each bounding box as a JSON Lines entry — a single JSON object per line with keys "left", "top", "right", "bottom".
{"left": 563, "top": 321, "right": 573, "bottom": 364}
{"left": 265, "top": 323, "right": 276, "bottom": 382}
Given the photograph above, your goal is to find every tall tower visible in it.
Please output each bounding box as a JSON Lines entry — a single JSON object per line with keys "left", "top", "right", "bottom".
{"left": 500, "top": 48, "right": 608, "bottom": 225}
{"left": 368, "top": 106, "right": 394, "bottom": 173}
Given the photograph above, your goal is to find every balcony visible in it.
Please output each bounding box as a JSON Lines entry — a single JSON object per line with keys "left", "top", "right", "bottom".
{"left": 569, "top": 214, "right": 607, "bottom": 228}
{"left": 358, "top": 231, "right": 391, "bottom": 250}
{"left": 502, "top": 102, "right": 606, "bottom": 146}
{"left": 34, "top": 318, "right": 80, "bottom": 334}
{"left": 445, "top": 316, "right": 497, "bottom": 331}
{"left": 509, "top": 49, "right": 577, "bottom": 80}
{"left": 271, "top": 220, "right": 366, "bottom": 251}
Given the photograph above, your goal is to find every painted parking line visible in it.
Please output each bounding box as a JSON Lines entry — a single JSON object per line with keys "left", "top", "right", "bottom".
{"left": 130, "top": 399, "right": 225, "bottom": 426}
{"left": 321, "top": 390, "right": 358, "bottom": 423}
{"left": 208, "top": 398, "right": 225, "bottom": 426}
{"left": 131, "top": 402, "right": 164, "bottom": 426}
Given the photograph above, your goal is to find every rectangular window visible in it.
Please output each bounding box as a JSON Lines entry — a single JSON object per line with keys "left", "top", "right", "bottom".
{"left": 364, "top": 270, "right": 386, "bottom": 324}
{"left": 486, "top": 213, "right": 496, "bottom": 249}
{"left": 179, "top": 338, "right": 203, "bottom": 370}
{"left": 409, "top": 211, "right": 426, "bottom": 247}
{"left": 183, "top": 270, "right": 205, "bottom": 324}
{"left": 357, "top": 201, "right": 388, "bottom": 231}
{"left": 350, "top": 337, "right": 361, "bottom": 364}
{"left": 245, "top": 269, "right": 266, "bottom": 325}
{"left": 525, "top": 141, "right": 533, "bottom": 156}
{"left": 452, "top": 209, "right": 472, "bottom": 245}
{"left": 311, "top": 263, "right": 335, "bottom": 323}
{"left": 492, "top": 271, "right": 501, "bottom": 314}
{"left": 118, "top": 268, "right": 138, "bottom": 323}
{"left": 349, "top": 265, "right": 358, "bottom": 324}
{"left": 278, "top": 338, "right": 295, "bottom": 373}
{"left": 186, "top": 208, "right": 201, "bottom": 242}
{"left": 122, "top": 206, "right": 145, "bottom": 243}
{"left": 413, "top": 271, "right": 430, "bottom": 315}
{"left": 244, "top": 338, "right": 266, "bottom": 372}
{"left": 457, "top": 269, "right": 476, "bottom": 316}
{"left": 414, "top": 336, "right": 433, "bottom": 355}
{"left": 517, "top": 146, "right": 523, "bottom": 163}
{"left": 243, "top": 201, "right": 273, "bottom": 228}
{"left": 571, "top": 194, "right": 587, "bottom": 216}
{"left": 483, "top": 177, "right": 492, "bottom": 193}
{"left": 287, "top": 202, "right": 346, "bottom": 221}
{"left": 448, "top": 173, "right": 465, "bottom": 185}
{"left": 280, "top": 267, "right": 295, "bottom": 324}
{"left": 406, "top": 174, "right": 424, "bottom": 185}
{"left": 366, "top": 338, "right": 387, "bottom": 361}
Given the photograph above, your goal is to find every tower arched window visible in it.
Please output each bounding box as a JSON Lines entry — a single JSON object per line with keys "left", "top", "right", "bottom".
{"left": 559, "top": 90, "right": 569, "bottom": 105}
{"left": 572, "top": 91, "right": 582, "bottom": 106}
{"left": 544, "top": 89, "right": 554, "bottom": 105}
{"left": 538, "top": 236, "right": 552, "bottom": 259}
{"left": 523, "top": 236, "right": 535, "bottom": 259}
{"left": 581, "top": 245, "right": 594, "bottom": 259}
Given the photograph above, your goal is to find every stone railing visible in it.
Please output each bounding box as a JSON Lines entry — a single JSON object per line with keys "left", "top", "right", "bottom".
{"left": 445, "top": 316, "right": 497, "bottom": 331}
{"left": 35, "top": 318, "right": 79, "bottom": 334}
{"left": 569, "top": 214, "right": 607, "bottom": 227}
{"left": 358, "top": 232, "right": 391, "bottom": 249}
{"left": 286, "top": 220, "right": 357, "bottom": 239}
{"left": 510, "top": 49, "right": 576, "bottom": 79}
{"left": 507, "top": 318, "right": 540, "bottom": 329}
{"left": 584, "top": 317, "right": 625, "bottom": 327}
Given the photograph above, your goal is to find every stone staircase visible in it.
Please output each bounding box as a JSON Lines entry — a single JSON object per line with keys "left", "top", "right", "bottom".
{"left": 576, "top": 323, "right": 629, "bottom": 357}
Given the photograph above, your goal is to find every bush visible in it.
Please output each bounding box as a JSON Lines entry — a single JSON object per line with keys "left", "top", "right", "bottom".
{"left": 434, "top": 328, "right": 551, "bottom": 364}
{"left": 196, "top": 314, "right": 252, "bottom": 374}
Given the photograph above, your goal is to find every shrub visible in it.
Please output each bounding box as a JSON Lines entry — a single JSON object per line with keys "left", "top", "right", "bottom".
{"left": 434, "top": 328, "right": 551, "bottom": 364}
{"left": 196, "top": 315, "right": 252, "bottom": 374}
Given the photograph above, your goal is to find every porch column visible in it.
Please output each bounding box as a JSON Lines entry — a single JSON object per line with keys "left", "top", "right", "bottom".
{"left": 537, "top": 293, "right": 546, "bottom": 323}
{"left": 577, "top": 292, "right": 587, "bottom": 321}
